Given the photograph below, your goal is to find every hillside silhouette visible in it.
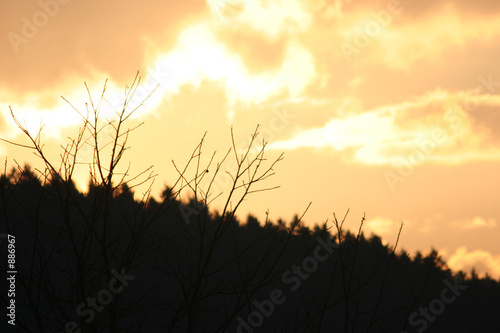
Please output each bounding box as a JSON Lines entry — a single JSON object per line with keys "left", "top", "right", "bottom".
{"left": 1, "top": 165, "right": 499, "bottom": 332}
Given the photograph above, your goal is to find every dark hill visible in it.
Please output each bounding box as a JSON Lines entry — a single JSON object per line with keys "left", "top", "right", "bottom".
{"left": 0, "top": 166, "right": 499, "bottom": 332}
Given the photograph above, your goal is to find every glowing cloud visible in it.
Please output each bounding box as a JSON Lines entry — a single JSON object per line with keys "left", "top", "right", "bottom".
{"left": 450, "top": 217, "right": 497, "bottom": 230}
{"left": 207, "top": 0, "right": 312, "bottom": 38}
{"left": 1, "top": 20, "right": 316, "bottom": 140}
{"left": 364, "top": 217, "right": 398, "bottom": 236}
{"left": 448, "top": 246, "right": 500, "bottom": 278}
{"left": 267, "top": 90, "right": 500, "bottom": 166}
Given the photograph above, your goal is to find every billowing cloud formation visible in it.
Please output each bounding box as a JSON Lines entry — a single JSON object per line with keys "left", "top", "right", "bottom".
{"left": 448, "top": 247, "right": 500, "bottom": 278}
{"left": 1, "top": 0, "right": 316, "bottom": 138}
{"left": 341, "top": 6, "right": 500, "bottom": 70}
{"left": 0, "top": 0, "right": 218, "bottom": 90}
{"left": 209, "top": 0, "right": 312, "bottom": 38}
{"left": 268, "top": 90, "right": 500, "bottom": 166}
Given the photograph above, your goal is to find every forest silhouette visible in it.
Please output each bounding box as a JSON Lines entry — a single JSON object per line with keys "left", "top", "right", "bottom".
{"left": 1, "top": 75, "right": 499, "bottom": 332}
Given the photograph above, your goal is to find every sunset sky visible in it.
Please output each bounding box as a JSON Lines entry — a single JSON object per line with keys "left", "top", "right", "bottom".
{"left": 1, "top": 0, "right": 500, "bottom": 278}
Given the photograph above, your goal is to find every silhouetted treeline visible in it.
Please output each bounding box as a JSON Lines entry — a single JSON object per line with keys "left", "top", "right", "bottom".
{"left": 1, "top": 166, "right": 499, "bottom": 332}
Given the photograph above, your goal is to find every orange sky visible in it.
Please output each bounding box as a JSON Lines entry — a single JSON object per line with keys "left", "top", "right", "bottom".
{"left": 1, "top": 0, "right": 500, "bottom": 278}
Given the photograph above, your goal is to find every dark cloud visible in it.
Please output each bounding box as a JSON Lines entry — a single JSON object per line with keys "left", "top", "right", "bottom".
{"left": 215, "top": 27, "right": 287, "bottom": 74}
{"left": 468, "top": 104, "right": 500, "bottom": 142}
{"left": 403, "top": 0, "right": 500, "bottom": 17}
{"left": 0, "top": 0, "right": 206, "bottom": 92}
